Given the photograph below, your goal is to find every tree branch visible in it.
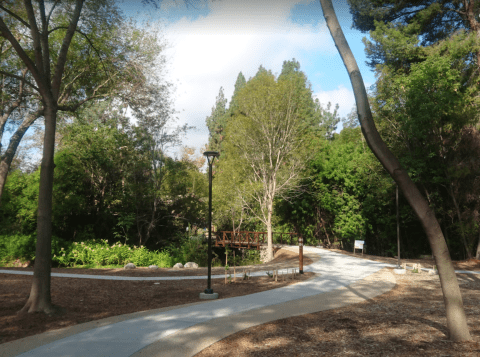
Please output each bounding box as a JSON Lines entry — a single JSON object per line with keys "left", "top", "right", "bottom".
{"left": 48, "top": 26, "right": 109, "bottom": 78}
{"left": 51, "top": 0, "right": 84, "bottom": 100}
{"left": 0, "top": 18, "right": 43, "bottom": 93}
{"left": 0, "top": 4, "right": 30, "bottom": 28}
{"left": 38, "top": 0, "right": 52, "bottom": 84}
{"left": 0, "top": 70, "right": 39, "bottom": 92}
{"left": 24, "top": 0, "right": 45, "bottom": 80}
{"left": 46, "top": 0, "right": 61, "bottom": 27}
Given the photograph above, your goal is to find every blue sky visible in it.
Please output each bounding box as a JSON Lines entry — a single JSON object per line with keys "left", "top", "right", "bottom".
{"left": 118, "top": 0, "right": 376, "bottom": 158}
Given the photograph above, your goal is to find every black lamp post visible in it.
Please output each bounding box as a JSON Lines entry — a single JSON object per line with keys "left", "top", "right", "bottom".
{"left": 200, "top": 151, "right": 219, "bottom": 299}
{"left": 396, "top": 183, "right": 401, "bottom": 268}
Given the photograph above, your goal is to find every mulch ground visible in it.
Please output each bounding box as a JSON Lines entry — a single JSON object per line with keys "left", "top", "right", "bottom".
{"left": 0, "top": 249, "right": 313, "bottom": 344}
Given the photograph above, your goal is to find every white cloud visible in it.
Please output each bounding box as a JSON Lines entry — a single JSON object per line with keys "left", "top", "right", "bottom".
{"left": 159, "top": 0, "right": 338, "bottom": 153}
{"left": 314, "top": 85, "right": 355, "bottom": 119}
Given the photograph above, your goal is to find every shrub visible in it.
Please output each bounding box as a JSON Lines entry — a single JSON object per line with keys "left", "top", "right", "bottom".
{"left": 0, "top": 234, "right": 36, "bottom": 266}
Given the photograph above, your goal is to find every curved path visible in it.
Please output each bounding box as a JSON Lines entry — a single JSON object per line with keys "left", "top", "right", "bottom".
{"left": 0, "top": 247, "right": 411, "bottom": 356}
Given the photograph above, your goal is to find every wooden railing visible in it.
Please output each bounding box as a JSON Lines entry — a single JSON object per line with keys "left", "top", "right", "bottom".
{"left": 214, "top": 231, "right": 300, "bottom": 250}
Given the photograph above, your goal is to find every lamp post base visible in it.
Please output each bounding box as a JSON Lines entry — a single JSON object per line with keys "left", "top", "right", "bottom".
{"left": 199, "top": 292, "right": 219, "bottom": 300}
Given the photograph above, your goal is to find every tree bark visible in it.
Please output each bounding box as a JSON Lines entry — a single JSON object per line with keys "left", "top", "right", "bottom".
{"left": 1, "top": 0, "right": 85, "bottom": 315}
{"left": 266, "top": 201, "right": 274, "bottom": 262}
{"left": 319, "top": 0, "right": 471, "bottom": 341}
{"left": 0, "top": 109, "right": 43, "bottom": 204}
{"left": 20, "top": 103, "right": 57, "bottom": 314}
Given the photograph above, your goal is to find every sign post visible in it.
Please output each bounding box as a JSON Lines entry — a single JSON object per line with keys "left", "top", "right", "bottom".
{"left": 299, "top": 236, "right": 304, "bottom": 274}
{"left": 354, "top": 240, "right": 364, "bottom": 255}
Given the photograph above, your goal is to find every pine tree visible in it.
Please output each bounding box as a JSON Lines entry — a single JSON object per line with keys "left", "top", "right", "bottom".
{"left": 205, "top": 87, "right": 228, "bottom": 152}
{"left": 227, "top": 72, "right": 247, "bottom": 118}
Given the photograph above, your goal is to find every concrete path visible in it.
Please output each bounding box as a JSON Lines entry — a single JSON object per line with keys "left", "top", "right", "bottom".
{"left": 0, "top": 247, "right": 412, "bottom": 356}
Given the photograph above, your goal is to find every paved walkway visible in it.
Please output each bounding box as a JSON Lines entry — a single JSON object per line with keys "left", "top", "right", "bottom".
{"left": 0, "top": 247, "right": 463, "bottom": 357}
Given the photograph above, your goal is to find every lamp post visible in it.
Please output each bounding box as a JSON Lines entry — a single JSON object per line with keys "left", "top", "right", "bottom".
{"left": 396, "top": 183, "right": 401, "bottom": 268}
{"left": 200, "top": 151, "right": 220, "bottom": 300}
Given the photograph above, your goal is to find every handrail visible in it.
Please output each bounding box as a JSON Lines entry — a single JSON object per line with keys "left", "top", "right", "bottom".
{"left": 214, "top": 231, "right": 300, "bottom": 249}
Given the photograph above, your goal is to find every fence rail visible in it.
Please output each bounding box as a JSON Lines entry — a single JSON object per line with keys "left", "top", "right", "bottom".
{"left": 214, "top": 231, "right": 300, "bottom": 249}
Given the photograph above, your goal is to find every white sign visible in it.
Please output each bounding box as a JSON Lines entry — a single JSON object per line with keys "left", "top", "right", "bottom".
{"left": 354, "top": 240, "right": 364, "bottom": 249}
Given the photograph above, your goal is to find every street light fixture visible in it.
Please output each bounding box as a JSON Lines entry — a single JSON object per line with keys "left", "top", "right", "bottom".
{"left": 200, "top": 151, "right": 220, "bottom": 300}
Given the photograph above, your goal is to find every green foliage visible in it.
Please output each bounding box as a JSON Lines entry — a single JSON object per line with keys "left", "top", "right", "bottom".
{"left": 349, "top": 0, "right": 473, "bottom": 67}
{"left": 166, "top": 236, "right": 220, "bottom": 267}
{"left": 0, "top": 234, "right": 36, "bottom": 265}
{"left": 206, "top": 87, "right": 228, "bottom": 152}
{"left": 237, "top": 249, "right": 261, "bottom": 266}
{"left": 0, "top": 170, "right": 40, "bottom": 234}
{"left": 50, "top": 239, "right": 174, "bottom": 268}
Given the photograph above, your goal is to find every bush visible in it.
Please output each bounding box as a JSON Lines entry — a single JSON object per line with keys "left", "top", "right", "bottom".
{"left": 237, "top": 249, "right": 261, "bottom": 266}
{"left": 51, "top": 239, "right": 175, "bottom": 268}
{"left": 167, "top": 236, "right": 222, "bottom": 267}
{"left": 0, "top": 234, "right": 36, "bottom": 266}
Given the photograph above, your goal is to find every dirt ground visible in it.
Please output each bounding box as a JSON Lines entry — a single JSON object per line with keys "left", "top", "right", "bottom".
{"left": 2, "top": 248, "right": 480, "bottom": 356}
{"left": 0, "top": 249, "right": 313, "bottom": 344}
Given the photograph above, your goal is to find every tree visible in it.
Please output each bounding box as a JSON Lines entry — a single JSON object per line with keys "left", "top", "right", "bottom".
{"left": 0, "top": 0, "right": 174, "bottom": 315}
{"left": 319, "top": 0, "right": 471, "bottom": 341}
{"left": 224, "top": 66, "right": 320, "bottom": 261}
{"left": 371, "top": 28, "right": 479, "bottom": 259}
{"left": 348, "top": 0, "right": 480, "bottom": 71}
{"left": 227, "top": 71, "right": 247, "bottom": 118}
{"left": 0, "top": 6, "right": 169, "bottom": 204}
{"left": 206, "top": 87, "right": 228, "bottom": 152}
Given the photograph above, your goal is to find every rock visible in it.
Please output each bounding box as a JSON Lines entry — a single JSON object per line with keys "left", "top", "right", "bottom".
{"left": 428, "top": 269, "right": 438, "bottom": 275}
{"left": 394, "top": 268, "right": 406, "bottom": 275}
{"left": 184, "top": 262, "right": 199, "bottom": 269}
{"left": 124, "top": 263, "right": 136, "bottom": 269}
{"left": 148, "top": 265, "right": 159, "bottom": 269}
{"left": 13, "top": 259, "right": 31, "bottom": 268}
{"left": 173, "top": 263, "right": 184, "bottom": 269}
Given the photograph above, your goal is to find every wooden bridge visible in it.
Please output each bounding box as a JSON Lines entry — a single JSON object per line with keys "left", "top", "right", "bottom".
{"left": 214, "top": 231, "right": 300, "bottom": 250}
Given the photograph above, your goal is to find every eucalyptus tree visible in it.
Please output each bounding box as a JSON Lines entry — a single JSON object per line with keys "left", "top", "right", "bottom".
{"left": 319, "top": 0, "right": 471, "bottom": 341}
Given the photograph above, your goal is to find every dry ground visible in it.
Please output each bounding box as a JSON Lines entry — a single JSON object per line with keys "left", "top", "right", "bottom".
{"left": 0, "top": 249, "right": 313, "bottom": 344}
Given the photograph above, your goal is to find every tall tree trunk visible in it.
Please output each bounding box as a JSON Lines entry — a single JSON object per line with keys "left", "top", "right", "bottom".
{"left": 266, "top": 201, "right": 274, "bottom": 262}
{"left": 319, "top": 0, "right": 471, "bottom": 341}
{"left": 320, "top": 216, "right": 331, "bottom": 246}
{"left": 20, "top": 103, "right": 58, "bottom": 314}
{"left": 0, "top": 109, "right": 43, "bottom": 204}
